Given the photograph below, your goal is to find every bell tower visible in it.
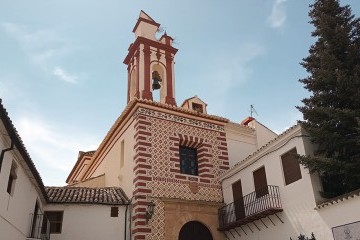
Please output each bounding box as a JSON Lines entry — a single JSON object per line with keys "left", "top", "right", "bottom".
{"left": 124, "top": 11, "right": 177, "bottom": 106}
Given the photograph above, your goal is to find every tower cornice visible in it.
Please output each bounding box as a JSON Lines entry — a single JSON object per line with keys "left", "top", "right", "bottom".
{"left": 123, "top": 36, "right": 178, "bottom": 65}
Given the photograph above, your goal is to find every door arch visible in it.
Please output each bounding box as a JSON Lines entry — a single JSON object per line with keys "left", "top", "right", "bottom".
{"left": 178, "top": 221, "right": 213, "bottom": 240}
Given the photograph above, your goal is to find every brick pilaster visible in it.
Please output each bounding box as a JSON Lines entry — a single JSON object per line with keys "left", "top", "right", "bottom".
{"left": 132, "top": 114, "right": 153, "bottom": 240}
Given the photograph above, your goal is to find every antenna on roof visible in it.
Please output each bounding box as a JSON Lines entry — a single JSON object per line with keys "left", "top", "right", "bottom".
{"left": 250, "top": 105, "right": 258, "bottom": 117}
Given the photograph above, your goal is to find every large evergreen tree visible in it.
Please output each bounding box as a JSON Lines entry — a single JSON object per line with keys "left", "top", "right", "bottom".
{"left": 298, "top": 0, "right": 360, "bottom": 198}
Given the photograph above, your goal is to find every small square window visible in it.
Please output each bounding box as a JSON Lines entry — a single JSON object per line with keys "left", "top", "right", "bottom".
{"left": 179, "top": 146, "right": 198, "bottom": 176}
{"left": 111, "top": 207, "right": 119, "bottom": 217}
{"left": 44, "top": 211, "right": 63, "bottom": 234}
{"left": 192, "top": 103, "right": 203, "bottom": 113}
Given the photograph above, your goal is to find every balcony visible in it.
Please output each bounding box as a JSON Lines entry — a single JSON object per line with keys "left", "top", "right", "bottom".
{"left": 218, "top": 185, "right": 283, "bottom": 231}
{"left": 27, "top": 213, "right": 50, "bottom": 240}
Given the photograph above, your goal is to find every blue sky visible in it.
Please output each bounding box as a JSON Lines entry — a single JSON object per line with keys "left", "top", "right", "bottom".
{"left": 1, "top": 0, "right": 359, "bottom": 186}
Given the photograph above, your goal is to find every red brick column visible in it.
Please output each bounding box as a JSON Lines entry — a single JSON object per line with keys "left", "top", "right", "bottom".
{"left": 132, "top": 114, "right": 153, "bottom": 240}
{"left": 135, "top": 50, "right": 140, "bottom": 99}
{"left": 165, "top": 53, "right": 176, "bottom": 106}
{"left": 142, "top": 44, "right": 152, "bottom": 101}
{"left": 217, "top": 132, "right": 230, "bottom": 171}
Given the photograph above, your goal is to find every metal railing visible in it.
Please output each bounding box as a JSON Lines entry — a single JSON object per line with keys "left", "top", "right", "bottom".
{"left": 219, "top": 185, "right": 282, "bottom": 229}
{"left": 27, "top": 213, "right": 50, "bottom": 240}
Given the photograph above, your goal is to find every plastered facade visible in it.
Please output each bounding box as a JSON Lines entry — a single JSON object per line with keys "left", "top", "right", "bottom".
{"left": 220, "top": 125, "right": 360, "bottom": 240}
{"left": 0, "top": 119, "right": 45, "bottom": 240}
{"left": 45, "top": 204, "right": 127, "bottom": 240}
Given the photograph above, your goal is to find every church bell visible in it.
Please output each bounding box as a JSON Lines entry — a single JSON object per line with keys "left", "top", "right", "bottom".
{"left": 152, "top": 71, "right": 162, "bottom": 90}
{"left": 152, "top": 79, "right": 161, "bottom": 90}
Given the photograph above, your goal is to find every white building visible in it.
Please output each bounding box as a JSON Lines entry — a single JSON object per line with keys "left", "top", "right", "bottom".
{"left": 44, "top": 186, "right": 128, "bottom": 240}
{"left": 220, "top": 123, "right": 360, "bottom": 240}
{"left": 0, "top": 99, "right": 49, "bottom": 240}
{"left": 0, "top": 99, "right": 129, "bottom": 240}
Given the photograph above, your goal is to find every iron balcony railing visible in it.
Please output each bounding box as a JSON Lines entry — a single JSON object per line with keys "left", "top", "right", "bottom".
{"left": 27, "top": 213, "right": 50, "bottom": 240}
{"left": 219, "top": 185, "right": 282, "bottom": 230}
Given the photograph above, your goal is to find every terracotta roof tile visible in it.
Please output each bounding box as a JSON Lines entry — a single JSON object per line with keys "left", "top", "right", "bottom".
{"left": 316, "top": 188, "right": 360, "bottom": 209}
{"left": 46, "top": 187, "right": 129, "bottom": 205}
{"left": 79, "top": 150, "right": 96, "bottom": 157}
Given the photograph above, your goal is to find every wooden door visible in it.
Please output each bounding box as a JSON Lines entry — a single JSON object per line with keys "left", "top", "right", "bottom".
{"left": 253, "top": 166, "right": 268, "bottom": 198}
{"left": 232, "top": 180, "right": 245, "bottom": 220}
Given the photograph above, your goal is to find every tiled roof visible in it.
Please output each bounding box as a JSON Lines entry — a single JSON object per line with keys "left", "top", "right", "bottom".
{"left": 79, "top": 150, "right": 96, "bottom": 157}
{"left": 316, "top": 188, "right": 360, "bottom": 209}
{"left": 46, "top": 187, "right": 129, "bottom": 205}
{"left": 0, "top": 99, "right": 48, "bottom": 201}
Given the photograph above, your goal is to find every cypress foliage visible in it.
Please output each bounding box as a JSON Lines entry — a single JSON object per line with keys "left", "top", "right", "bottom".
{"left": 298, "top": 0, "right": 360, "bottom": 198}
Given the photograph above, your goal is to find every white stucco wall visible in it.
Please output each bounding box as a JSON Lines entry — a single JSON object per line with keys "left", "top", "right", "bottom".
{"left": 0, "top": 126, "right": 45, "bottom": 240}
{"left": 220, "top": 126, "right": 360, "bottom": 240}
{"left": 102, "top": 120, "right": 135, "bottom": 197}
{"left": 222, "top": 128, "right": 312, "bottom": 204}
{"left": 91, "top": 160, "right": 105, "bottom": 178}
{"left": 247, "top": 120, "right": 278, "bottom": 149}
{"left": 76, "top": 108, "right": 136, "bottom": 195}
{"left": 225, "top": 123, "right": 257, "bottom": 167}
{"left": 45, "top": 204, "right": 127, "bottom": 240}
{"left": 317, "top": 196, "right": 360, "bottom": 237}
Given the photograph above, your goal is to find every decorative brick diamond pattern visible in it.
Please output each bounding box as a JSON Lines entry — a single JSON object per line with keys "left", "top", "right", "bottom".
{"left": 132, "top": 107, "right": 229, "bottom": 240}
{"left": 148, "top": 180, "right": 222, "bottom": 201}
{"left": 147, "top": 199, "right": 165, "bottom": 240}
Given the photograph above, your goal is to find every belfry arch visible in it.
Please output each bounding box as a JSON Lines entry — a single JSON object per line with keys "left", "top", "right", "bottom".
{"left": 151, "top": 63, "right": 166, "bottom": 102}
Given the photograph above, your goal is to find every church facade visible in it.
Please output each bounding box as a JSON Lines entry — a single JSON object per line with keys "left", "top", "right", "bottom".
{"left": 65, "top": 11, "right": 276, "bottom": 240}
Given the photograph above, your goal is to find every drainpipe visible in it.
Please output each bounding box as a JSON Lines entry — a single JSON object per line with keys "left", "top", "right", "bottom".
{"left": 124, "top": 195, "right": 135, "bottom": 240}
{"left": 124, "top": 203, "right": 130, "bottom": 240}
{"left": 0, "top": 139, "right": 14, "bottom": 172}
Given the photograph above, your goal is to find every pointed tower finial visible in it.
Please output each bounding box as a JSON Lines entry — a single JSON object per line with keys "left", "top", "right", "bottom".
{"left": 123, "top": 11, "right": 178, "bottom": 106}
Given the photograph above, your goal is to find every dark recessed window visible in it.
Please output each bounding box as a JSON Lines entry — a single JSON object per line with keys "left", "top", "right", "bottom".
{"left": 44, "top": 211, "right": 63, "bottom": 234}
{"left": 180, "top": 146, "right": 198, "bottom": 176}
{"left": 192, "top": 103, "right": 203, "bottom": 113}
{"left": 253, "top": 166, "right": 268, "bottom": 198}
{"left": 7, "top": 162, "right": 17, "bottom": 195}
{"left": 111, "top": 207, "right": 119, "bottom": 217}
{"left": 281, "top": 148, "right": 302, "bottom": 185}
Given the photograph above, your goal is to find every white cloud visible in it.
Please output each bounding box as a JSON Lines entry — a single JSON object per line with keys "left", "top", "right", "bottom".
{"left": 1, "top": 22, "right": 70, "bottom": 63}
{"left": 194, "top": 42, "right": 265, "bottom": 115}
{"left": 268, "top": 0, "right": 288, "bottom": 29}
{"left": 15, "top": 116, "right": 100, "bottom": 186}
{"left": 206, "top": 43, "right": 265, "bottom": 95}
{"left": 53, "top": 66, "right": 79, "bottom": 83}
{"left": 1, "top": 22, "right": 79, "bottom": 83}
